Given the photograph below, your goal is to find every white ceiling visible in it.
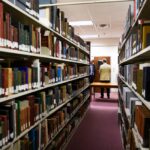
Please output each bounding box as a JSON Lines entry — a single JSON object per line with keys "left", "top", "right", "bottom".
{"left": 57, "top": 0, "right": 133, "bottom": 46}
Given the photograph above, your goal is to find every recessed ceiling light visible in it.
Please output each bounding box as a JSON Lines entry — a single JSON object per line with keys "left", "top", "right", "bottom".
{"left": 80, "top": 34, "right": 99, "bottom": 39}
{"left": 69, "top": 21, "right": 93, "bottom": 26}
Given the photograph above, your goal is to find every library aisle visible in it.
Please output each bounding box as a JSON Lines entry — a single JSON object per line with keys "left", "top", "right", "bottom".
{"left": 66, "top": 93, "right": 123, "bottom": 150}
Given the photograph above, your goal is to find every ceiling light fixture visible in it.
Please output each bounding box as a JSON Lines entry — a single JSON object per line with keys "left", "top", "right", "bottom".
{"left": 69, "top": 21, "right": 93, "bottom": 26}
{"left": 80, "top": 34, "right": 99, "bottom": 39}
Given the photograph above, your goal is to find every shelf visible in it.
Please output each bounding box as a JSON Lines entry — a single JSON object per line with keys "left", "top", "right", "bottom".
{"left": 0, "top": 75, "right": 89, "bottom": 103}
{"left": 1, "top": 0, "right": 89, "bottom": 55}
{"left": 118, "top": 74, "right": 150, "bottom": 110}
{"left": 44, "top": 93, "right": 90, "bottom": 150}
{"left": 119, "top": 46, "right": 150, "bottom": 65}
{"left": 2, "top": 84, "right": 90, "bottom": 150}
{"left": 120, "top": 0, "right": 150, "bottom": 50}
{"left": 0, "top": 47, "right": 89, "bottom": 65}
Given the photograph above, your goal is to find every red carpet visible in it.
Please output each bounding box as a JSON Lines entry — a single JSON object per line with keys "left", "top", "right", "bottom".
{"left": 66, "top": 93, "right": 123, "bottom": 150}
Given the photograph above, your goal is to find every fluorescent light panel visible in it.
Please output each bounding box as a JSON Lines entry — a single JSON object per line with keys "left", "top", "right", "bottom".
{"left": 80, "top": 34, "right": 99, "bottom": 39}
{"left": 69, "top": 21, "right": 93, "bottom": 26}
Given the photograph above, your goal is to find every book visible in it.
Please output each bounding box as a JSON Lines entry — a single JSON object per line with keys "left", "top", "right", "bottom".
{"left": 142, "top": 25, "right": 150, "bottom": 49}
{"left": 39, "top": 7, "right": 52, "bottom": 28}
{"left": 142, "top": 67, "right": 150, "bottom": 101}
{"left": 60, "top": 11, "right": 65, "bottom": 36}
{"left": 29, "top": 127, "right": 39, "bottom": 150}
{"left": 0, "top": 2, "right": 4, "bottom": 47}
{"left": 56, "top": 8, "right": 60, "bottom": 32}
{"left": 0, "top": 103, "right": 15, "bottom": 141}
{"left": 136, "top": 68, "right": 143, "bottom": 96}
{"left": 51, "top": 0, "right": 57, "bottom": 30}
{"left": 41, "top": 120, "right": 48, "bottom": 149}
{"left": 135, "top": 105, "right": 150, "bottom": 147}
{"left": 129, "top": 97, "right": 141, "bottom": 127}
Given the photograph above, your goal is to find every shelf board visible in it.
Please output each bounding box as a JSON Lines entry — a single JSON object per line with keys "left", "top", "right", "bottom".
{"left": 0, "top": 47, "right": 89, "bottom": 65}
{"left": 120, "top": 46, "right": 150, "bottom": 65}
{"left": 120, "top": 0, "right": 150, "bottom": 50}
{"left": 0, "top": 75, "right": 89, "bottom": 103}
{"left": 1, "top": 0, "right": 89, "bottom": 55}
{"left": 2, "top": 85, "right": 90, "bottom": 150}
{"left": 118, "top": 74, "right": 150, "bottom": 110}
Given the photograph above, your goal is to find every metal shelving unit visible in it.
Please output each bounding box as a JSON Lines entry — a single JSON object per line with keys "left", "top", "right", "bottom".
{"left": 0, "top": 1, "right": 91, "bottom": 149}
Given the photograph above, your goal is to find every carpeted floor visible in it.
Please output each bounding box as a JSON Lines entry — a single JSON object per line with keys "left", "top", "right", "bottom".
{"left": 66, "top": 92, "right": 123, "bottom": 150}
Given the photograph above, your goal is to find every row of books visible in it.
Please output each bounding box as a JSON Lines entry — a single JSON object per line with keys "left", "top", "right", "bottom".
{"left": 118, "top": 91, "right": 130, "bottom": 136}
{"left": 8, "top": 0, "right": 39, "bottom": 19}
{"left": 133, "top": 0, "right": 144, "bottom": 20}
{"left": 39, "top": 0, "right": 89, "bottom": 49}
{"left": 0, "top": 78, "right": 89, "bottom": 148}
{"left": 0, "top": 63, "right": 89, "bottom": 97}
{"left": 0, "top": 2, "right": 90, "bottom": 57}
{"left": 119, "top": 80, "right": 150, "bottom": 148}
{"left": 40, "top": 63, "right": 89, "bottom": 86}
{"left": 13, "top": 126, "right": 39, "bottom": 150}
{"left": 120, "top": 0, "right": 145, "bottom": 45}
{"left": 6, "top": 88, "right": 90, "bottom": 150}
{"left": 120, "top": 19, "right": 150, "bottom": 62}
{"left": 119, "top": 87, "right": 134, "bottom": 149}
{"left": 0, "top": 3, "right": 41, "bottom": 53}
{"left": 119, "top": 64, "right": 150, "bottom": 101}
{"left": 47, "top": 97, "right": 90, "bottom": 150}
{"left": 41, "top": 32, "right": 89, "bottom": 62}
{"left": 122, "top": 3, "right": 134, "bottom": 40}
{"left": 0, "top": 66, "right": 38, "bottom": 96}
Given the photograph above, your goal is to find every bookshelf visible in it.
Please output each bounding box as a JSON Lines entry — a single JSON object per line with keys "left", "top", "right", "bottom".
{"left": 118, "top": 0, "right": 150, "bottom": 149}
{"left": 2, "top": 85, "right": 89, "bottom": 150}
{"left": 119, "top": 74, "right": 150, "bottom": 110}
{"left": 44, "top": 93, "right": 90, "bottom": 150}
{"left": 119, "top": 46, "right": 150, "bottom": 65}
{"left": 120, "top": 0, "right": 150, "bottom": 50}
{"left": 0, "top": 0, "right": 90, "bottom": 149}
{"left": 1, "top": 0, "right": 89, "bottom": 55}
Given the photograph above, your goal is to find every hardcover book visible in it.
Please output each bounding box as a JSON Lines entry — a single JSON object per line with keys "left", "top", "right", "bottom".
{"left": 142, "top": 67, "right": 150, "bottom": 101}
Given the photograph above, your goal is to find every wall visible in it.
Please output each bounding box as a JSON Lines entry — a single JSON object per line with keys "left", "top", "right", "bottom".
{"left": 91, "top": 46, "right": 118, "bottom": 85}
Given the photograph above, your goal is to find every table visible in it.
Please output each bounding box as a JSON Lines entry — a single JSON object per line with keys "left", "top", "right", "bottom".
{"left": 90, "top": 82, "right": 118, "bottom": 100}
